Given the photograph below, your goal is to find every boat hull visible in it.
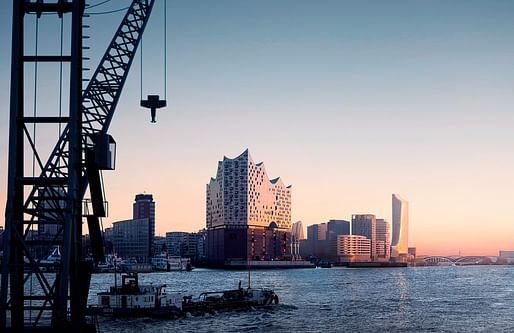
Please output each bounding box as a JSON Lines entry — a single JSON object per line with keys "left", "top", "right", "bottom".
{"left": 86, "top": 305, "right": 182, "bottom": 318}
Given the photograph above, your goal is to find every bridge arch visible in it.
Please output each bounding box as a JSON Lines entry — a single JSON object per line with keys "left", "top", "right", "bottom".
{"left": 422, "top": 256, "right": 486, "bottom": 265}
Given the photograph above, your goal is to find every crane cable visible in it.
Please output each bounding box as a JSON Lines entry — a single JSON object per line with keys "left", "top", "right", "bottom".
{"left": 140, "top": 31, "right": 143, "bottom": 101}
{"left": 87, "top": 7, "right": 130, "bottom": 15}
{"left": 140, "top": 0, "right": 167, "bottom": 101}
{"left": 86, "top": 0, "right": 112, "bottom": 10}
{"left": 29, "top": 16, "right": 40, "bottom": 323}
{"left": 85, "top": 0, "right": 126, "bottom": 14}
{"left": 32, "top": 19, "right": 39, "bottom": 178}
{"left": 58, "top": 16, "right": 64, "bottom": 138}
{"left": 164, "top": 0, "right": 167, "bottom": 100}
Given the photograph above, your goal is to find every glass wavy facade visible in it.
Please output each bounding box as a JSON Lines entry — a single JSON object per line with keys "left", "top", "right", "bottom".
{"left": 206, "top": 149, "right": 292, "bottom": 230}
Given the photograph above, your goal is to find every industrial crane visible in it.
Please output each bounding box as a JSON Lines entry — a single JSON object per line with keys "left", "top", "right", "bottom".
{"left": 0, "top": 0, "right": 161, "bottom": 331}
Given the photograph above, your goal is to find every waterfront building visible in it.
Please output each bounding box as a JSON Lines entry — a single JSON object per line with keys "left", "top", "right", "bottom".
{"left": 166, "top": 232, "right": 189, "bottom": 256}
{"left": 292, "top": 221, "right": 305, "bottom": 240}
{"left": 313, "top": 219, "right": 350, "bottom": 260}
{"left": 375, "top": 240, "right": 386, "bottom": 257}
{"left": 499, "top": 250, "right": 514, "bottom": 258}
{"left": 307, "top": 223, "right": 327, "bottom": 258}
{"left": 206, "top": 150, "right": 292, "bottom": 266}
{"left": 408, "top": 247, "right": 417, "bottom": 258}
{"left": 305, "top": 220, "right": 350, "bottom": 259}
{"left": 103, "top": 226, "right": 113, "bottom": 243}
{"left": 82, "top": 234, "right": 91, "bottom": 257}
{"left": 37, "top": 187, "right": 65, "bottom": 239}
{"left": 196, "top": 229, "right": 207, "bottom": 264}
{"left": 165, "top": 232, "right": 199, "bottom": 257}
{"left": 326, "top": 219, "right": 350, "bottom": 240}
{"left": 154, "top": 236, "right": 167, "bottom": 255}
{"left": 102, "top": 227, "right": 114, "bottom": 254}
{"left": 330, "top": 235, "right": 371, "bottom": 262}
{"left": 392, "top": 194, "right": 409, "bottom": 256}
{"left": 133, "top": 194, "right": 156, "bottom": 258}
{"left": 376, "top": 218, "right": 391, "bottom": 259}
{"left": 351, "top": 214, "right": 376, "bottom": 259}
{"left": 498, "top": 251, "right": 514, "bottom": 264}
{"left": 299, "top": 239, "right": 311, "bottom": 258}
{"left": 164, "top": 231, "right": 206, "bottom": 264}
{"left": 183, "top": 233, "right": 199, "bottom": 257}
{"left": 110, "top": 218, "right": 150, "bottom": 261}
{"left": 290, "top": 221, "right": 305, "bottom": 259}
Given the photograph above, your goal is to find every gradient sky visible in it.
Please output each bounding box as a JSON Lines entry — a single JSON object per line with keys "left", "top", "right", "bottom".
{"left": 1, "top": 0, "right": 514, "bottom": 256}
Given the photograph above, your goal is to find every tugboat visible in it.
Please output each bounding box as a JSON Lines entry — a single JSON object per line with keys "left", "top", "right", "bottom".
{"left": 86, "top": 273, "right": 182, "bottom": 318}
{"left": 87, "top": 274, "right": 279, "bottom": 319}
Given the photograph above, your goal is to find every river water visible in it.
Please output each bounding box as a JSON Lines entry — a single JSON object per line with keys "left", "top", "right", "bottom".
{"left": 89, "top": 265, "right": 514, "bottom": 332}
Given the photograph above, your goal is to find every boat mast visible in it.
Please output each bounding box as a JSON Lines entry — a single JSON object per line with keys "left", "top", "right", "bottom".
{"left": 114, "top": 250, "right": 117, "bottom": 294}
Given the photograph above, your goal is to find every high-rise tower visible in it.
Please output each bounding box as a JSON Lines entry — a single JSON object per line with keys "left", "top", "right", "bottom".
{"left": 326, "top": 220, "right": 350, "bottom": 240}
{"left": 351, "top": 214, "right": 376, "bottom": 259}
{"left": 133, "top": 194, "right": 155, "bottom": 258}
{"left": 376, "top": 218, "right": 391, "bottom": 259}
{"left": 290, "top": 221, "right": 305, "bottom": 259}
{"left": 306, "top": 223, "right": 327, "bottom": 257}
{"left": 391, "top": 194, "right": 408, "bottom": 256}
{"left": 291, "top": 221, "right": 305, "bottom": 240}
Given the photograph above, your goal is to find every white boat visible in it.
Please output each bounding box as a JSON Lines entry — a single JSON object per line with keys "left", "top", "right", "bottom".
{"left": 151, "top": 255, "right": 192, "bottom": 271}
{"left": 120, "top": 258, "right": 152, "bottom": 273}
{"left": 40, "top": 247, "right": 61, "bottom": 272}
{"left": 96, "top": 253, "right": 121, "bottom": 272}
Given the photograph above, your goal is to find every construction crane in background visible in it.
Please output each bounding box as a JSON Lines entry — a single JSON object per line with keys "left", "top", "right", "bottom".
{"left": 0, "top": 0, "right": 159, "bottom": 331}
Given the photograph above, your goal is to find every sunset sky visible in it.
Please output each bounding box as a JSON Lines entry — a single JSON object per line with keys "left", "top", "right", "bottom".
{"left": 1, "top": 0, "right": 514, "bottom": 256}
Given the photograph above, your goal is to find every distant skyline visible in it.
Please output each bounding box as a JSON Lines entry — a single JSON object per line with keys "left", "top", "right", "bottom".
{"left": 1, "top": 1, "right": 514, "bottom": 255}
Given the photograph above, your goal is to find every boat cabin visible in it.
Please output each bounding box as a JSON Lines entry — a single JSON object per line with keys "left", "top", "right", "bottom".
{"left": 97, "top": 273, "right": 182, "bottom": 310}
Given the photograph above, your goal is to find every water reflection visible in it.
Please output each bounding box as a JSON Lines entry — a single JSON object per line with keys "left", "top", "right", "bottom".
{"left": 5, "top": 266, "right": 514, "bottom": 332}
{"left": 395, "top": 270, "right": 409, "bottom": 316}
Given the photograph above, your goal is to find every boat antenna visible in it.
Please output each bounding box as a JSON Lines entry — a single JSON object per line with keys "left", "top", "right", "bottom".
{"left": 114, "top": 248, "right": 117, "bottom": 293}
{"left": 247, "top": 258, "right": 251, "bottom": 289}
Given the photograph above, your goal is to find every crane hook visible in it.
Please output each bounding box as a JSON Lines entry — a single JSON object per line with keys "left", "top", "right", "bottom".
{"left": 140, "top": 95, "right": 166, "bottom": 123}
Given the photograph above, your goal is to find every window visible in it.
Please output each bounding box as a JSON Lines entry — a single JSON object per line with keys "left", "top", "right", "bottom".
{"left": 101, "top": 296, "right": 110, "bottom": 306}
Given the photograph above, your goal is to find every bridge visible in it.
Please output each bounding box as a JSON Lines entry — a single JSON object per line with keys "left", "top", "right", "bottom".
{"left": 422, "top": 256, "right": 487, "bottom": 265}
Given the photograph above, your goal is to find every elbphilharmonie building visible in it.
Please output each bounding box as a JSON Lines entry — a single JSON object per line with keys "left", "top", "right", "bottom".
{"left": 206, "top": 149, "right": 292, "bottom": 266}
{"left": 391, "top": 193, "right": 408, "bottom": 256}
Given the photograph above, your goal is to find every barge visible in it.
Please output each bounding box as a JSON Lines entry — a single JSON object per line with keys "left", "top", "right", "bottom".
{"left": 182, "top": 281, "right": 278, "bottom": 316}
